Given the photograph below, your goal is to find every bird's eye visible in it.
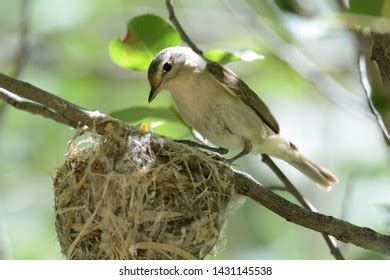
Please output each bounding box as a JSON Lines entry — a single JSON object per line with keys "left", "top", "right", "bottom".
{"left": 163, "top": 62, "right": 172, "bottom": 72}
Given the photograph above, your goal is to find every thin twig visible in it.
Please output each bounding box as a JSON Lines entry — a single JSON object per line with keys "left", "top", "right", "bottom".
{"left": 0, "top": 102, "right": 6, "bottom": 129}
{"left": 165, "top": 0, "right": 203, "bottom": 55}
{"left": 12, "top": 0, "right": 31, "bottom": 78}
{"left": 358, "top": 53, "right": 390, "bottom": 145}
{"left": 0, "top": 0, "right": 31, "bottom": 133}
{"left": 0, "top": 0, "right": 31, "bottom": 258}
{"left": 261, "top": 154, "right": 345, "bottom": 260}
{"left": 340, "top": 173, "right": 357, "bottom": 221}
{"left": 176, "top": 139, "right": 229, "bottom": 154}
{"left": 336, "top": 0, "right": 390, "bottom": 146}
{"left": 262, "top": 155, "right": 313, "bottom": 209}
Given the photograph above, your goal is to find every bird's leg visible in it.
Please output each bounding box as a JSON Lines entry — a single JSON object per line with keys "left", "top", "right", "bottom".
{"left": 227, "top": 139, "right": 252, "bottom": 163}
{"left": 175, "top": 139, "right": 229, "bottom": 154}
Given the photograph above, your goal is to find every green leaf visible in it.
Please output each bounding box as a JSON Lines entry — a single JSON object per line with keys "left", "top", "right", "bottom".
{"left": 109, "top": 14, "right": 181, "bottom": 71}
{"left": 152, "top": 121, "right": 192, "bottom": 139}
{"left": 204, "top": 49, "right": 264, "bottom": 64}
{"left": 349, "top": 0, "right": 384, "bottom": 16}
{"left": 111, "top": 106, "right": 181, "bottom": 123}
{"left": 108, "top": 39, "right": 151, "bottom": 70}
{"left": 274, "top": 0, "right": 294, "bottom": 12}
{"left": 110, "top": 106, "right": 192, "bottom": 138}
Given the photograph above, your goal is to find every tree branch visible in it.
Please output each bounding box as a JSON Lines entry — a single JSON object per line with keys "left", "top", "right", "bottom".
{"left": 358, "top": 53, "right": 390, "bottom": 145}
{"left": 262, "top": 155, "right": 345, "bottom": 260}
{"left": 371, "top": 33, "right": 390, "bottom": 88}
{"left": 0, "top": 73, "right": 128, "bottom": 137}
{"left": 1, "top": 73, "right": 389, "bottom": 257}
{"left": 165, "top": 0, "right": 203, "bottom": 55}
{"left": 234, "top": 170, "right": 390, "bottom": 255}
{"left": 266, "top": 185, "right": 287, "bottom": 192}
{"left": 367, "top": 33, "right": 390, "bottom": 143}
{"left": 0, "top": 88, "right": 78, "bottom": 128}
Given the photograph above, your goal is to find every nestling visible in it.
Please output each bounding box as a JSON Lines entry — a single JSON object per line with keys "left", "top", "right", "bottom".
{"left": 147, "top": 46, "right": 338, "bottom": 190}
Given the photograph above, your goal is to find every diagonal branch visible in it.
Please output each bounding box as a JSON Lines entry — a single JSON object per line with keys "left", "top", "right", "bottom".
{"left": 0, "top": 73, "right": 390, "bottom": 257}
{"left": 234, "top": 170, "right": 390, "bottom": 255}
{"left": 0, "top": 88, "right": 78, "bottom": 128}
{"left": 261, "top": 154, "right": 345, "bottom": 260}
{"left": 0, "top": 74, "right": 91, "bottom": 128}
{"left": 165, "top": 0, "right": 203, "bottom": 55}
{"left": 0, "top": 73, "right": 127, "bottom": 137}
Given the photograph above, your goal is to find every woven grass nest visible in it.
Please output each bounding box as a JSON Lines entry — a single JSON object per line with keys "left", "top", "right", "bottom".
{"left": 54, "top": 128, "right": 242, "bottom": 260}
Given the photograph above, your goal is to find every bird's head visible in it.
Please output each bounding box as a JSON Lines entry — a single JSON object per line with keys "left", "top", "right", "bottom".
{"left": 147, "top": 46, "right": 202, "bottom": 102}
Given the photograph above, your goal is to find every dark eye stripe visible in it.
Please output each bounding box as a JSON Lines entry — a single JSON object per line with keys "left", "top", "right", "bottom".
{"left": 163, "top": 62, "right": 172, "bottom": 72}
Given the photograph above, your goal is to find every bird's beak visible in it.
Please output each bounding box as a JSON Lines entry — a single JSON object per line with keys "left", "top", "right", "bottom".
{"left": 148, "top": 82, "right": 161, "bottom": 103}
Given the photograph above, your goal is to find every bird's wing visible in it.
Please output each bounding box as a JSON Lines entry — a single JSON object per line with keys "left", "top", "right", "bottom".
{"left": 206, "top": 60, "right": 280, "bottom": 134}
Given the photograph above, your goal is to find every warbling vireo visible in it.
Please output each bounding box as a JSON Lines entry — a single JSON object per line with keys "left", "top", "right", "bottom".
{"left": 147, "top": 46, "right": 338, "bottom": 189}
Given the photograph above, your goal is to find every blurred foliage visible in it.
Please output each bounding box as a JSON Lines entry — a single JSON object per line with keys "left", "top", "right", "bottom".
{"left": 204, "top": 49, "right": 264, "bottom": 64}
{"left": 274, "top": 0, "right": 295, "bottom": 13}
{"left": 349, "top": 0, "right": 384, "bottom": 16}
{"left": 109, "top": 14, "right": 263, "bottom": 71}
{"left": 111, "top": 106, "right": 192, "bottom": 138}
{"left": 372, "top": 87, "right": 390, "bottom": 116}
{"left": 109, "top": 14, "right": 181, "bottom": 71}
{"left": 111, "top": 106, "right": 182, "bottom": 124}
{"left": 1, "top": 0, "right": 390, "bottom": 260}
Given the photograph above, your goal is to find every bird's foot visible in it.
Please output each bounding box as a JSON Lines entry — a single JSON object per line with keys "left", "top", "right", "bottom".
{"left": 175, "top": 139, "right": 229, "bottom": 154}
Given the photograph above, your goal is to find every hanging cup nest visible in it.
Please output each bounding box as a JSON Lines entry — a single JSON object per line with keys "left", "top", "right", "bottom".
{"left": 53, "top": 127, "right": 242, "bottom": 260}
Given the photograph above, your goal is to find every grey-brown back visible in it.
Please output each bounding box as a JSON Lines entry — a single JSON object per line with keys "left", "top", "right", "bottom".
{"left": 206, "top": 60, "right": 280, "bottom": 134}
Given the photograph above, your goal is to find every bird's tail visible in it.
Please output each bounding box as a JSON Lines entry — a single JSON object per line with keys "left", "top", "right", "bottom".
{"left": 285, "top": 153, "right": 338, "bottom": 191}
{"left": 258, "top": 135, "right": 338, "bottom": 190}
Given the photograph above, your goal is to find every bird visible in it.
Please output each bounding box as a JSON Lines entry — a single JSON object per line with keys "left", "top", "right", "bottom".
{"left": 147, "top": 46, "right": 338, "bottom": 190}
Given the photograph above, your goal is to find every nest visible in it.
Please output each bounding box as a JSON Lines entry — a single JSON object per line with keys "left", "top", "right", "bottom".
{"left": 53, "top": 128, "right": 241, "bottom": 260}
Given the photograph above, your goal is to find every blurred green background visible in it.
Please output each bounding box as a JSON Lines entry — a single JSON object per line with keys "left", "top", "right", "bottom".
{"left": 0, "top": 0, "right": 389, "bottom": 259}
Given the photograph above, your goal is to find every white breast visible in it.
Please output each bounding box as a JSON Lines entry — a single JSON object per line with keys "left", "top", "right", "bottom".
{"left": 166, "top": 72, "right": 268, "bottom": 151}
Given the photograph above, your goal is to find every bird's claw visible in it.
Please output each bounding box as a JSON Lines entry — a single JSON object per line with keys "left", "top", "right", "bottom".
{"left": 215, "top": 147, "right": 229, "bottom": 154}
